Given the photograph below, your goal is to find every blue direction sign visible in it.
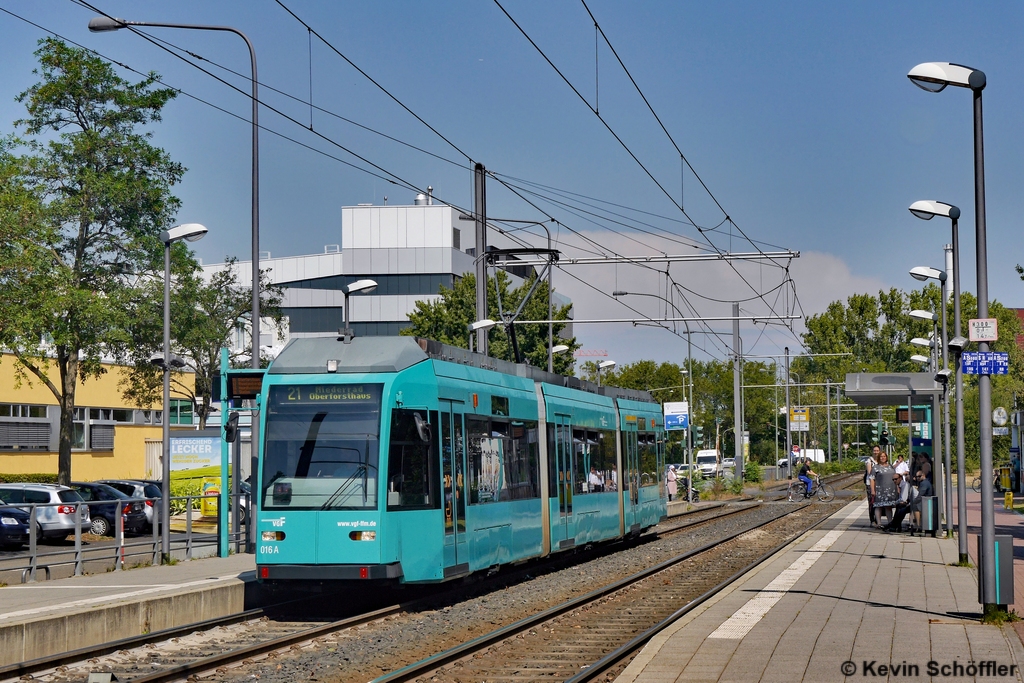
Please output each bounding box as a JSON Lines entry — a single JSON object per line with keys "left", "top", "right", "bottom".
{"left": 962, "top": 351, "right": 1009, "bottom": 375}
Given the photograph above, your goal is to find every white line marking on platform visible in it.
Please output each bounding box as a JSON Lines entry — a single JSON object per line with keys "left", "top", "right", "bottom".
{"left": 707, "top": 502, "right": 865, "bottom": 639}
{"left": 0, "top": 573, "right": 244, "bottom": 622}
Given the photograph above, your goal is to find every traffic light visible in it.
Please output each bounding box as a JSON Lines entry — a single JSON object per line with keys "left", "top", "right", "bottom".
{"left": 693, "top": 425, "right": 704, "bottom": 447}
{"left": 871, "top": 421, "right": 880, "bottom": 443}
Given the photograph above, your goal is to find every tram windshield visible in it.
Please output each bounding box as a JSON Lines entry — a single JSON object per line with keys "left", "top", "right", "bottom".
{"left": 262, "top": 384, "right": 383, "bottom": 510}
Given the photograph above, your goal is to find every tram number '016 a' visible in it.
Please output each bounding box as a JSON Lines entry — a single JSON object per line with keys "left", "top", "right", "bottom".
{"left": 260, "top": 545, "right": 280, "bottom": 554}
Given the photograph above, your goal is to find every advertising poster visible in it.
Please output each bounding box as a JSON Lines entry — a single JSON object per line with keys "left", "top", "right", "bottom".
{"left": 169, "top": 435, "right": 221, "bottom": 481}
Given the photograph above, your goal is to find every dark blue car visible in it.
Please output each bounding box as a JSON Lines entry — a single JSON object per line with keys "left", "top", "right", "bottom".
{"left": 70, "top": 482, "right": 148, "bottom": 537}
{"left": 0, "top": 505, "right": 30, "bottom": 548}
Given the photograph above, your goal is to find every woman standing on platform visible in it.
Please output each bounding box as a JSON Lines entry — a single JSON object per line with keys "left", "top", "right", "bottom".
{"left": 870, "top": 451, "right": 898, "bottom": 529}
{"left": 666, "top": 465, "right": 678, "bottom": 501}
{"left": 864, "top": 447, "right": 878, "bottom": 525}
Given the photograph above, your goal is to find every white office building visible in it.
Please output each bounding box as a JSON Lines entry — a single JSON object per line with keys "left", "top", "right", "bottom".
{"left": 202, "top": 193, "right": 571, "bottom": 352}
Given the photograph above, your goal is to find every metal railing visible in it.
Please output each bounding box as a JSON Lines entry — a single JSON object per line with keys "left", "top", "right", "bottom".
{"left": 0, "top": 492, "right": 252, "bottom": 583}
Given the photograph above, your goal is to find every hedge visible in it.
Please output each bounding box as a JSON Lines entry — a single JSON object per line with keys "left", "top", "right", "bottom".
{"left": 0, "top": 473, "right": 59, "bottom": 484}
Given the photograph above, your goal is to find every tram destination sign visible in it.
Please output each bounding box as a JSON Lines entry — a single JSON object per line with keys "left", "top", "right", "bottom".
{"left": 273, "top": 384, "right": 382, "bottom": 404}
{"left": 961, "top": 351, "right": 1009, "bottom": 376}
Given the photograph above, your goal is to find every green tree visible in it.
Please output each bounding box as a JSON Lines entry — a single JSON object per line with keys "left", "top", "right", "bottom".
{"left": 119, "top": 257, "right": 284, "bottom": 429}
{"left": 800, "top": 284, "right": 1024, "bottom": 469}
{"left": 0, "top": 40, "right": 182, "bottom": 484}
{"left": 402, "top": 271, "right": 578, "bottom": 374}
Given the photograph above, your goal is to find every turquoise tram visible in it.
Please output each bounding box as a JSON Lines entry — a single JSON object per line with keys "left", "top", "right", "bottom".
{"left": 255, "top": 336, "right": 667, "bottom": 584}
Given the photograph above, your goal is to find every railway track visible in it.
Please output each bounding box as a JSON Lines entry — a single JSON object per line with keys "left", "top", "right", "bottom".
{"left": 7, "top": 501, "right": 781, "bottom": 683}
{"left": 370, "top": 501, "right": 843, "bottom": 683}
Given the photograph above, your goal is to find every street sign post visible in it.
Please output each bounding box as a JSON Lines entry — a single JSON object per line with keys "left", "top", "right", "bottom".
{"left": 962, "top": 351, "right": 1009, "bottom": 376}
{"left": 969, "top": 318, "right": 998, "bottom": 343}
{"left": 663, "top": 402, "right": 689, "bottom": 431}
{"left": 789, "top": 406, "right": 809, "bottom": 432}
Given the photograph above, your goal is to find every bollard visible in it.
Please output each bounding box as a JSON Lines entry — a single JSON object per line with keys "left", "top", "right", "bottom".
{"left": 978, "top": 534, "right": 1015, "bottom": 606}
{"left": 114, "top": 506, "right": 123, "bottom": 571}
{"left": 151, "top": 497, "right": 160, "bottom": 566}
{"left": 28, "top": 506, "right": 38, "bottom": 582}
{"left": 74, "top": 503, "right": 83, "bottom": 576}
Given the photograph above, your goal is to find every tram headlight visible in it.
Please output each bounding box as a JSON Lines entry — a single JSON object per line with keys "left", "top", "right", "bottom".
{"left": 262, "top": 531, "right": 286, "bottom": 541}
{"left": 349, "top": 530, "right": 377, "bottom": 541}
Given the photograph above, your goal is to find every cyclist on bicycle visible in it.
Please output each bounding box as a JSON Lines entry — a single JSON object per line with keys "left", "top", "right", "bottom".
{"left": 798, "top": 458, "right": 817, "bottom": 498}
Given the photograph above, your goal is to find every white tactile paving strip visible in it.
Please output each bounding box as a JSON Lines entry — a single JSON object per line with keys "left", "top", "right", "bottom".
{"left": 706, "top": 502, "right": 865, "bottom": 640}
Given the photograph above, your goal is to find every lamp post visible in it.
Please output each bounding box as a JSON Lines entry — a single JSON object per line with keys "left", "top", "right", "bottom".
{"left": 158, "top": 223, "right": 208, "bottom": 561}
{"left": 911, "top": 268, "right": 953, "bottom": 539}
{"left": 90, "top": 15, "right": 261, "bottom": 370}
{"left": 341, "top": 280, "right": 378, "bottom": 339}
{"left": 909, "top": 61, "right": 992, "bottom": 602}
{"left": 910, "top": 328, "right": 946, "bottom": 537}
{"left": 597, "top": 360, "right": 616, "bottom": 387}
{"left": 909, "top": 202, "right": 967, "bottom": 562}
{"left": 468, "top": 319, "right": 497, "bottom": 353}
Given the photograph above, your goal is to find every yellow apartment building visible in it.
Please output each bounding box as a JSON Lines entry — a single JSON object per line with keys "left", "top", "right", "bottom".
{"left": 0, "top": 354, "right": 195, "bottom": 481}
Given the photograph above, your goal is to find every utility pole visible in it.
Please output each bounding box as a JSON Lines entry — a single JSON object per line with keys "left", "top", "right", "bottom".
{"left": 826, "top": 379, "right": 832, "bottom": 461}
{"left": 732, "top": 303, "right": 743, "bottom": 480}
{"left": 474, "top": 163, "right": 488, "bottom": 355}
{"left": 785, "top": 347, "right": 792, "bottom": 479}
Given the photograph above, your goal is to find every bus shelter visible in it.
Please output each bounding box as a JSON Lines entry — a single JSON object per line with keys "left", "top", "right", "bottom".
{"left": 845, "top": 372, "right": 946, "bottom": 530}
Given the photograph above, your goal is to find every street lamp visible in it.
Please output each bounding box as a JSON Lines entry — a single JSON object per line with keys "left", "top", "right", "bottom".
{"left": 597, "top": 360, "right": 616, "bottom": 387}
{"left": 468, "top": 319, "right": 497, "bottom": 353}
{"left": 910, "top": 201, "right": 967, "bottom": 562}
{"left": 341, "top": 280, "right": 377, "bottom": 339}
{"left": 91, "top": 15, "right": 261, "bottom": 370}
{"left": 910, "top": 267, "right": 954, "bottom": 540}
{"left": 157, "top": 223, "right": 207, "bottom": 561}
{"left": 910, "top": 354, "right": 931, "bottom": 365}
{"left": 909, "top": 61, "right": 993, "bottom": 606}
{"left": 551, "top": 344, "right": 570, "bottom": 356}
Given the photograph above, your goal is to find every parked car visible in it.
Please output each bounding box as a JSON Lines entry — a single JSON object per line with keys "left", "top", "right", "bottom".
{"left": 70, "top": 482, "right": 148, "bottom": 536}
{"left": 0, "top": 484, "right": 90, "bottom": 541}
{"left": 99, "top": 480, "right": 163, "bottom": 531}
{"left": 0, "top": 505, "right": 30, "bottom": 548}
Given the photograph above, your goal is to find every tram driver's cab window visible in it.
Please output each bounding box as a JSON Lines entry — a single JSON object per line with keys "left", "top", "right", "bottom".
{"left": 386, "top": 409, "right": 440, "bottom": 510}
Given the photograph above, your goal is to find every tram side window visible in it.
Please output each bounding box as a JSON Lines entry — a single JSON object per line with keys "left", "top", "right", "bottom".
{"left": 466, "top": 416, "right": 494, "bottom": 504}
{"left": 507, "top": 420, "right": 539, "bottom": 500}
{"left": 386, "top": 409, "right": 440, "bottom": 510}
{"left": 573, "top": 429, "right": 589, "bottom": 494}
{"left": 591, "top": 429, "right": 617, "bottom": 491}
{"left": 639, "top": 432, "right": 658, "bottom": 487}
{"left": 547, "top": 424, "right": 557, "bottom": 499}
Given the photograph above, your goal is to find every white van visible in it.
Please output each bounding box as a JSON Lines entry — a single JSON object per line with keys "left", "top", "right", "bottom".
{"left": 777, "top": 449, "right": 825, "bottom": 469}
{"left": 695, "top": 450, "right": 720, "bottom": 477}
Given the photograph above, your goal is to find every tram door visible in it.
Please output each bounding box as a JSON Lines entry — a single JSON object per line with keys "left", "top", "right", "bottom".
{"left": 622, "top": 426, "right": 641, "bottom": 532}
{"left": 553, "top": 415, "right": 575, "bottom": 548}
{"left": 440, "top": 401, "right": 468, "bottom": 576}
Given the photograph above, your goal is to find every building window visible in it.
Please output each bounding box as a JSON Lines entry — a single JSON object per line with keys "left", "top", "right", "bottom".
{"left": 169, "top": 399, "right": 194, "bottom": 425}
{"left": 0, "top": 403, "right": 50, "bottom": 450}
{"left": 72, "top": 408, "right": 87, "bottom": 449}
{"left": 141, "top": 410, "right": 163, "bottom": 425}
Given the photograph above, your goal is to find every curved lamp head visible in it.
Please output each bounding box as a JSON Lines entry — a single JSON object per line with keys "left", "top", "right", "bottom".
{"left": 611, "top": 290, "right": 629, "bottom": 297}
{"left": 909, "top": 309, "right": 938, "bottom": 323}
{"left": 909, "top": 200, "right": 960, "bottom": 221}
{"left": 908, "top": 62, "right": 986, "bottom": 92}
{"left": 910, "top": 337, "right": 934, "bottom": 348}
{"left": 469, "top": 319, "right": 497, "bottom": 332}
{"left": 160, "top": 223, "right": 208, "bottom": 245}
{"left": 551, "top": 344, "right": 570, "bottom": 355}
{"left": 910, "top": 266, "right": 946, "bottom": 282}
{"left": 345, "top": 279, "right": 378, "bottom": 295}
{"left": 598, "top": 360, "right": 616, "bottom": 370}
{"left": 88, "top": 16, "right": 128, "bottom": 32}
{"left": 910, "top": 354, "right": 931, "bottom": 365}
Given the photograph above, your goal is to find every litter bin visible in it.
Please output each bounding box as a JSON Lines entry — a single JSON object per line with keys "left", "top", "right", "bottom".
{"left": 919, "top": 495, "right": 940, "bottom": 537}
{"left": 977, "top": 534, "right": 1015, "bottom": 607}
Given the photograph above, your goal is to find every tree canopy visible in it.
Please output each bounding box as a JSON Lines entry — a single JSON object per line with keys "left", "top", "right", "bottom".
{"left": 0, "top": 39, "right": 182, "bottom": 483}
{"left": 402, "top": 271, "right": 578, "bottom": 375}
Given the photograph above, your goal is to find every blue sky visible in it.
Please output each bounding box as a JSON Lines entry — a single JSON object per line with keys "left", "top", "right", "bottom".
{"left": 1, "top": 1, "right": 1022, "bottom": 365}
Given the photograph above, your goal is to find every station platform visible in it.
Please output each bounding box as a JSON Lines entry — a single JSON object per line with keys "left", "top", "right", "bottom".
{"left": 960, "top": 486, "right": 1024, "bottom": 617}
{"left": 0, "top": 552, "right": 255, "bottom": 667}
{"left": 618, "top": 499, "right": 1024, "bottom": 683}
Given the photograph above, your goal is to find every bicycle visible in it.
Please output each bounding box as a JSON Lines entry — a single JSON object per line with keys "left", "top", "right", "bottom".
{"left": 787, "top": 475, "right": 835, "bottom": 502}
{"left": 971, "top": 474, "right": 1004, "bottom": 494}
